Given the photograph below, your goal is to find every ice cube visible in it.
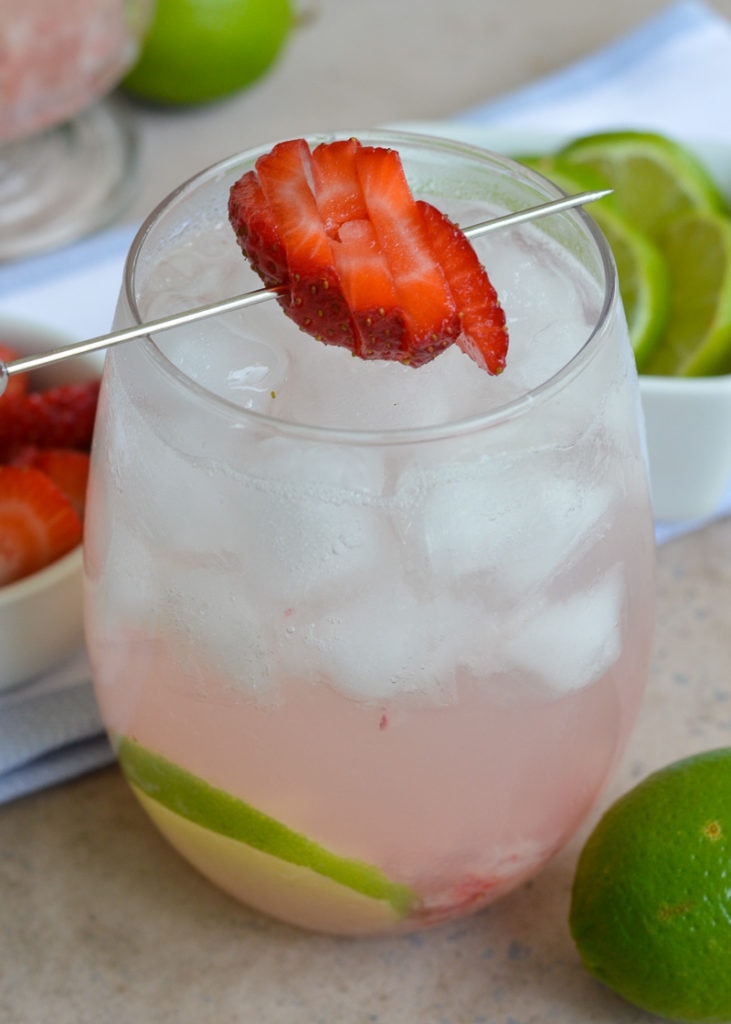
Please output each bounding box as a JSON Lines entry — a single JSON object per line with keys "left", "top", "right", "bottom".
{"left": 233, "top": 436, "right": 388, "bottom": 603}
{"left": 284, "top": 581, "right": 463, "bottom": 704}
{"left": 498, "top": 564, "right": 625, "bottom": 693}
{"left": 410, "top": 452, "right": 614, "bottom": 599}
{"left": 157, "top": 560, "right": 279, "bottom": 704}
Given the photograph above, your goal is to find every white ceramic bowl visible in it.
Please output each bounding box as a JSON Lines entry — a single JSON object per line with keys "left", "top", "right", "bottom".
{"left": 642, "top": 374, "right": 731, "bottom": 521}
{"left": 394, "top": 123, "right": 731, "bottom": 522}
{"left": 0, "top": 318, "right": 102, "bottom": 691}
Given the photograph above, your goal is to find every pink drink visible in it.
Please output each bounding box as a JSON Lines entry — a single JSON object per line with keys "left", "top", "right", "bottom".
{"left": 84, "top": 132, "right": 655, "bottom": 934}
{"left": 0, "top": 0, "right": 152, "bottom": 141}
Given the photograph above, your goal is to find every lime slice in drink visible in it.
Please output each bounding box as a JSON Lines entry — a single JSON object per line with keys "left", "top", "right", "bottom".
{"left": 117, "top": 736, "right": 415, "bottom": 933}
{"left": 557, "top": 131, "right": 728, "bottom": 240}
{"left": 518, "top": 155, "right": 669, "bottom": 369}
{"left": 643, "top": 210, "right": 731, "bottom": 376}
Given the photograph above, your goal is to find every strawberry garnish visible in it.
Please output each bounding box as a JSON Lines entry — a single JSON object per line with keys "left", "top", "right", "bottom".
{"left": 0, "top": 344, "right": 29, "bottom": 397}
{"left": 228, "top": 137, "right": 508, "bottom": 371}
{"left": 229, "top": 170, "right": 287, "bottom": 290}
{"left": 0, "top": 465, "right": 82, "bottom": 585}
{"left": 418, "top": 202, "right": 509, "bottom": 375}
{"left": 0, "top": 379, "right": 99, "bottom": 461}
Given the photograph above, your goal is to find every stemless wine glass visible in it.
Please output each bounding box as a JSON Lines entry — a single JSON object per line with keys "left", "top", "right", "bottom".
{"left": 84, "top": 131, "right": 656, "bottom": 936}
{"left": 0, "top": 0, "right": 154, "bottom": 260}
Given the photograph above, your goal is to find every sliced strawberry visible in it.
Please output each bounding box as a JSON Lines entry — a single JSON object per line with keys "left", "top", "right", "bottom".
{"left": 5, "top": 444, "right": 39, "bottom": 467}
{"left": 354, "top": 145, "right": 460, "bottom": 364}
{"left": 311, "top": 138, "right": 368, "bottom": 234}
{"left": 229, "top": 172, "right": 287, "bottom": 289}
{"left": 254, "top": 139, "right": 357, "bottom": 351}
{"left": 0, "top": 465, "right": 82, "bottom": 585}
{"left": 331, "top": 219, "right": 406, "bottom": 361}
{"left": 0, "top": 343, "right": 29, "bottom": 398}
{"left": 0, "top": 379, "right": 99, "bottom": 461}
{"left": 419, "top": 202, "right": 508, "bottom": 375}
{"left": 16, "top": 448, "right": 90, "bottom": 519}
{"left": 318, "top": 142, "right": 457, "bottom": 364}
{"left": 228, "top": 137, "right": 509, "bottom": 371}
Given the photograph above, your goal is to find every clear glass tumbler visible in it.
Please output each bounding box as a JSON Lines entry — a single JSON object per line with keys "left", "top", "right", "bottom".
{"left": 84, "top": 131, "right": 656, "bottom": 935}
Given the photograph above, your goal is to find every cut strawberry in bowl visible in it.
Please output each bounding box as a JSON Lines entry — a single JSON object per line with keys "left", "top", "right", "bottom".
{"left": 0, "top": 317, "right": 101, "bottom": 690}
{"left": 0, "top": 465, "right": 82, "bottom": 586}
{"left": 228, "top": 136, "right": 509, "bottom": 373}
{"left": 9, "top": 449, "right": 91, "bottom": 520}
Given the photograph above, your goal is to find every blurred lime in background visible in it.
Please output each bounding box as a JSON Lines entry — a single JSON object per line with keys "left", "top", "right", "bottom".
{"left": 122, "top": 0, "right": 294, "bottom": 105}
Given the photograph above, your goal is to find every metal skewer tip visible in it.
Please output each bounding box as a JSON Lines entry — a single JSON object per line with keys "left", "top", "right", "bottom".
{"left": 0, "top": 187, "right": 612, "bottom": 395}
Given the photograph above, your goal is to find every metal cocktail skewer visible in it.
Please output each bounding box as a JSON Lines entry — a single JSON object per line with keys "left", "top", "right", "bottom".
{"left": 0, "top": 188, "right": 611, "bottom": 396}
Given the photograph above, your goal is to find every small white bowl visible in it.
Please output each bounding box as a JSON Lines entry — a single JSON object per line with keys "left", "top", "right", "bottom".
{"left": 0, "top": 546, "right": 84, "bottom": 691}
{"left": 0, "top": 317, "right": 102, "bottom": 692}
{"left": 641, "top": 373, "right": 731, "bottom": 521}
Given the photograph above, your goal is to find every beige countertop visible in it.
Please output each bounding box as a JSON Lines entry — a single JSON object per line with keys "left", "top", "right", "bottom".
{"left": 3, "top": 1, "right": 731, "bottom": 1020}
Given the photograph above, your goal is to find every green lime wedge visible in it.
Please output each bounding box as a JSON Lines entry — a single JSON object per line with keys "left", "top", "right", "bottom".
{"left": 518, "top": 155, "right": 669, "bottom": 369}
{"left": 593, "top": 205, "right": 670, "bottom": 371}
{"left": 643, "top": 210, "right": 731, "bottom": 376}
{"left": 518, "top": 154, "right": 614, "bottom": 200}
{"left": 117, "top": 736, "right": 415, "bottom": 927}
{"left": 557, "top": 131, "right": 728, "bottom": 240}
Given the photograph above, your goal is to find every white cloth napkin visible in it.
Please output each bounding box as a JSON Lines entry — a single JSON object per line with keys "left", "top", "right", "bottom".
{"left": 456, "top": 0, "right": 731, "bottom": 142}
{"left": 1, "top": 0, "right": 730, "bottom": 804}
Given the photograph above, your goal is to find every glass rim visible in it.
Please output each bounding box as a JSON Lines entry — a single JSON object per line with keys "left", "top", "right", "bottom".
{"left": 123, "top": 128, "right": 619, "bottom": 446}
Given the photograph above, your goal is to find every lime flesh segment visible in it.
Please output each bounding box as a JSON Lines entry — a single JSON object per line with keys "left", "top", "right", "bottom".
{"left": 644, "top": 210, "right": 731, "bottom": 376}
{"left": 117, "top": 736, "right": 415, "bottom": 919}
{"left": 133, "top": 787, "right": 406, "bottom": 934}
{"left": 558, "top": 131, "right": 728, "bottom": 240}
{"left": 517, "top": 155, "right": 669, "bottom": 368}
{"left": 593, "top": 205, "right": 670, "bottom": 371}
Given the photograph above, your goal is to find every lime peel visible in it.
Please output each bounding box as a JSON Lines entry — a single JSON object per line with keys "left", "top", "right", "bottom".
{"left": 117, "top": 735, "right": 415, "bottom": 915}
{"left": 523, "top": 131, "right": 731, "bottom": 378}
{"left": 558, "top": 130, "right": 729, "bottom": 239}
{"left": 646, "top": 210, "right": 731, "bottom": 376}
{"left": 570, "top": 747, "right": 731, "bottom": 1023}
{"left": 516, "top": 152, "right": 670, "bottom": 368}
{"left": 122, "top": 0, "right": 294, "bottom": 105}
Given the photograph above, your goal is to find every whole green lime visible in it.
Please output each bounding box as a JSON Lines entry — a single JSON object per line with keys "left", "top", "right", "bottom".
{"left": 122, "top": 0, "right": 294, "bottom": 105}
{"left": 570, "top": 748, "right": 731, "bottom": 1023}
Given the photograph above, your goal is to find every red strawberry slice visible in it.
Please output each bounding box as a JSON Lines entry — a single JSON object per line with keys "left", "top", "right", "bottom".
{"left": 0, "top": 379, "right": 99, "bottom": 461}
{"left": 310, "top": 138, "right": 368, "bottom": 234}
{"left": 0, "top": 465, "right": 82, "bottom": 585}
{"left": 229, "top": 172, "right": 287, "bottom": 289}
{"left": 254, "top": 138, "right": 358, "bottom": 351}
{"left": 418, "top": 202, "right": 508, "bottom": 375}
{"left": 312, "top": 140, "right": 410, "bottom": 359}
{"left": 228, "top": 137, "right": 508, "bottom": 372}
{"left": 0, "top": 344, "right": 29, "bottom": 398}
{"left": 12, "top": 448, "right": 90, "bottom": 519}
{"left": 355, "top": 145, "right": 460, "bottom": 365}
{"left": 329, "top": 218, "right": 406, "bottom": 361}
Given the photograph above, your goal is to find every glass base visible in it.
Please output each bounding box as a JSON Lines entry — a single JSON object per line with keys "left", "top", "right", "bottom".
{"left": 0, "top": 99, "right": 138, "bottom": 262}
